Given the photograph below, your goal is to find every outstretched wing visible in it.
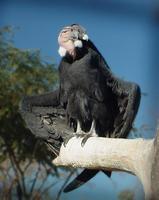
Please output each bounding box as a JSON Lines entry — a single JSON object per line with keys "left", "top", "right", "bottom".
{"left": 108, "top": 78, "right": 141, "bottom": 138}
{"left": 20, "top": 89, "right": 74, "bottom": 156}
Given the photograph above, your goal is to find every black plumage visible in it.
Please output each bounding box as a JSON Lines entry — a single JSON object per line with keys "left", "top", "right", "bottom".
{"left": 59, "top": 39, "right": 140, "bottom": 139}
{"left": 59, "top": 38, "right": 140, "bottom": 192}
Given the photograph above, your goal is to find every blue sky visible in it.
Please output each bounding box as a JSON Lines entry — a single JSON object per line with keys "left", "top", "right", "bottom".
{"left": 0, "top": 0, "right": 159, "bottom": 199}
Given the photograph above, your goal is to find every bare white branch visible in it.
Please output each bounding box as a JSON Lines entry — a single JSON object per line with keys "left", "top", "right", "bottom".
{"left": 53, "top": 136, "right": 155, "bottom": 200}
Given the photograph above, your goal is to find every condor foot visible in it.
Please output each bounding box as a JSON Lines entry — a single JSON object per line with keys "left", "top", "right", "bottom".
{"left": 63, "top": 131, "right": 87, "bottom": 147}
{"left": 72, "top": 131, "right": 93, "bottom": 147}
{"left": 81, "top": 133, "right": 94, "bottom": 147}
{"left": 63, "top": 135, "right": 75, "bottom": 147}
{"left": 63, "top": 127, "right": 95, "bottom": 147}
{"left": 81, "top": 120, "right": 97, "bottom": 146}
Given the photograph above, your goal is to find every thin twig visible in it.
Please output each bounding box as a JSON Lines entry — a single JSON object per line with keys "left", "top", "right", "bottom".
{"left": 41, "top": 180, "right": 58, "bottom": 197}
{"left": 29, "top": 163, "right": 41, "bottom": 196}
{"left": 5, "top": 141, "right": 24, "bottom": 197}
{"left": 55, "top": 169, "right": 76, "bottom": 200}
{"left": 23, "top": 159, "right": 32, "bottom": 173}
{"left": 37, "top": 173, "right": 48, "bottom": 193}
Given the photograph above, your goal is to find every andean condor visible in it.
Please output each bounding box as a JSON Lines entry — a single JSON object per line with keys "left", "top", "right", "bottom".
{"left": 20, "top": 24, "right": 141, "bottom": 193}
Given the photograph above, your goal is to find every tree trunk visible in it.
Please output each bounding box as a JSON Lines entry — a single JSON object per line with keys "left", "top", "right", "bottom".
{"left": 53, "top": 131, "right": 159, "bottom": 200}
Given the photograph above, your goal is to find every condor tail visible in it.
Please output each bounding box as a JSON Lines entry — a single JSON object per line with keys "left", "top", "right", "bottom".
{"left": 63, "top": 169, "right": 111, "bottom": 193}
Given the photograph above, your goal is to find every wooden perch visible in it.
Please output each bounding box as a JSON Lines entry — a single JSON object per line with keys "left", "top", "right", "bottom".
{"left": 53, "top": 130, "right": 159, "bottom": 200}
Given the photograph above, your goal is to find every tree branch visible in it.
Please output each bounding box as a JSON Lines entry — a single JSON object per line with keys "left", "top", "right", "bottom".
{"left": 53, "top": 136, "right": 156, "bottom": 200}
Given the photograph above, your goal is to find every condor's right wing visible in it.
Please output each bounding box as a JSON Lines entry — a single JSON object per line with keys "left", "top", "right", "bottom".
{"left": 19, "top": 89, "right": 74, "bottom": 156}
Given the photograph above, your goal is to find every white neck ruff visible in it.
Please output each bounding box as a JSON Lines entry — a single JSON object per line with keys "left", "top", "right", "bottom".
{"left": 58, "top": 46, "right": 67, "bottom": 57}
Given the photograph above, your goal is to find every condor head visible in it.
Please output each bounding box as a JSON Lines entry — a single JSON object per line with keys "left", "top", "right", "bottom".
{"left": 58, "top": 24, "right": 89, "bottom": 59}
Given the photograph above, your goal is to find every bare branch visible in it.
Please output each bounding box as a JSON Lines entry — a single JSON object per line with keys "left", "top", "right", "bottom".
{"left": 30, "top": 163, "right": 41, "bottom": 195}
{"left": 53, "top": 136, "right": 155, "bottom": 200}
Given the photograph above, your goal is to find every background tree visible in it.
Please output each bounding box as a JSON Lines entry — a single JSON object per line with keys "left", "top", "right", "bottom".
{"left": 118, "top": 190, "right": 134, "bottom": 200}
{"left": 0, "top": 26, "right": 65, "bottom": 199}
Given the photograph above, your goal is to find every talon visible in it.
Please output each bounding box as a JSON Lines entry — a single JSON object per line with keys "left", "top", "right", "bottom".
{"left": 63, "top": 135, "right": 74, "bottom": 146}
{"left": 63, "top": 139, "right": 68, "bottom": 147}
{"left": 74, "top": 131, "right": 87, "bottom": 138}
{"left": 81, "top": 134, "right": 92, "bottom": 146}
{"left": 81, "top": 120, "right": 97, "bottom": 146}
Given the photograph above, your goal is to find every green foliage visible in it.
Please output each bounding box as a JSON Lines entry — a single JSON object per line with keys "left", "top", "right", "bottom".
{"left": 0, "top": 26, "right": 60, "bottom": 198}
{"left": 118, "top": 189, "right": 134, "bottom": 200}
{"left": 0, "top": 26, "right": 58, "bottom": 158}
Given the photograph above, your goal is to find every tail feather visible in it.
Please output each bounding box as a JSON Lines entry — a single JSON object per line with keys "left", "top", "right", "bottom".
{"left": 63, "top": 169, "right": 98, "bottom": 193}
{"left": 63, "top": 169, "right": 111, "bottom": 193}
{"left": 102, "top": 170, "right": 112, "bottom": 177}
